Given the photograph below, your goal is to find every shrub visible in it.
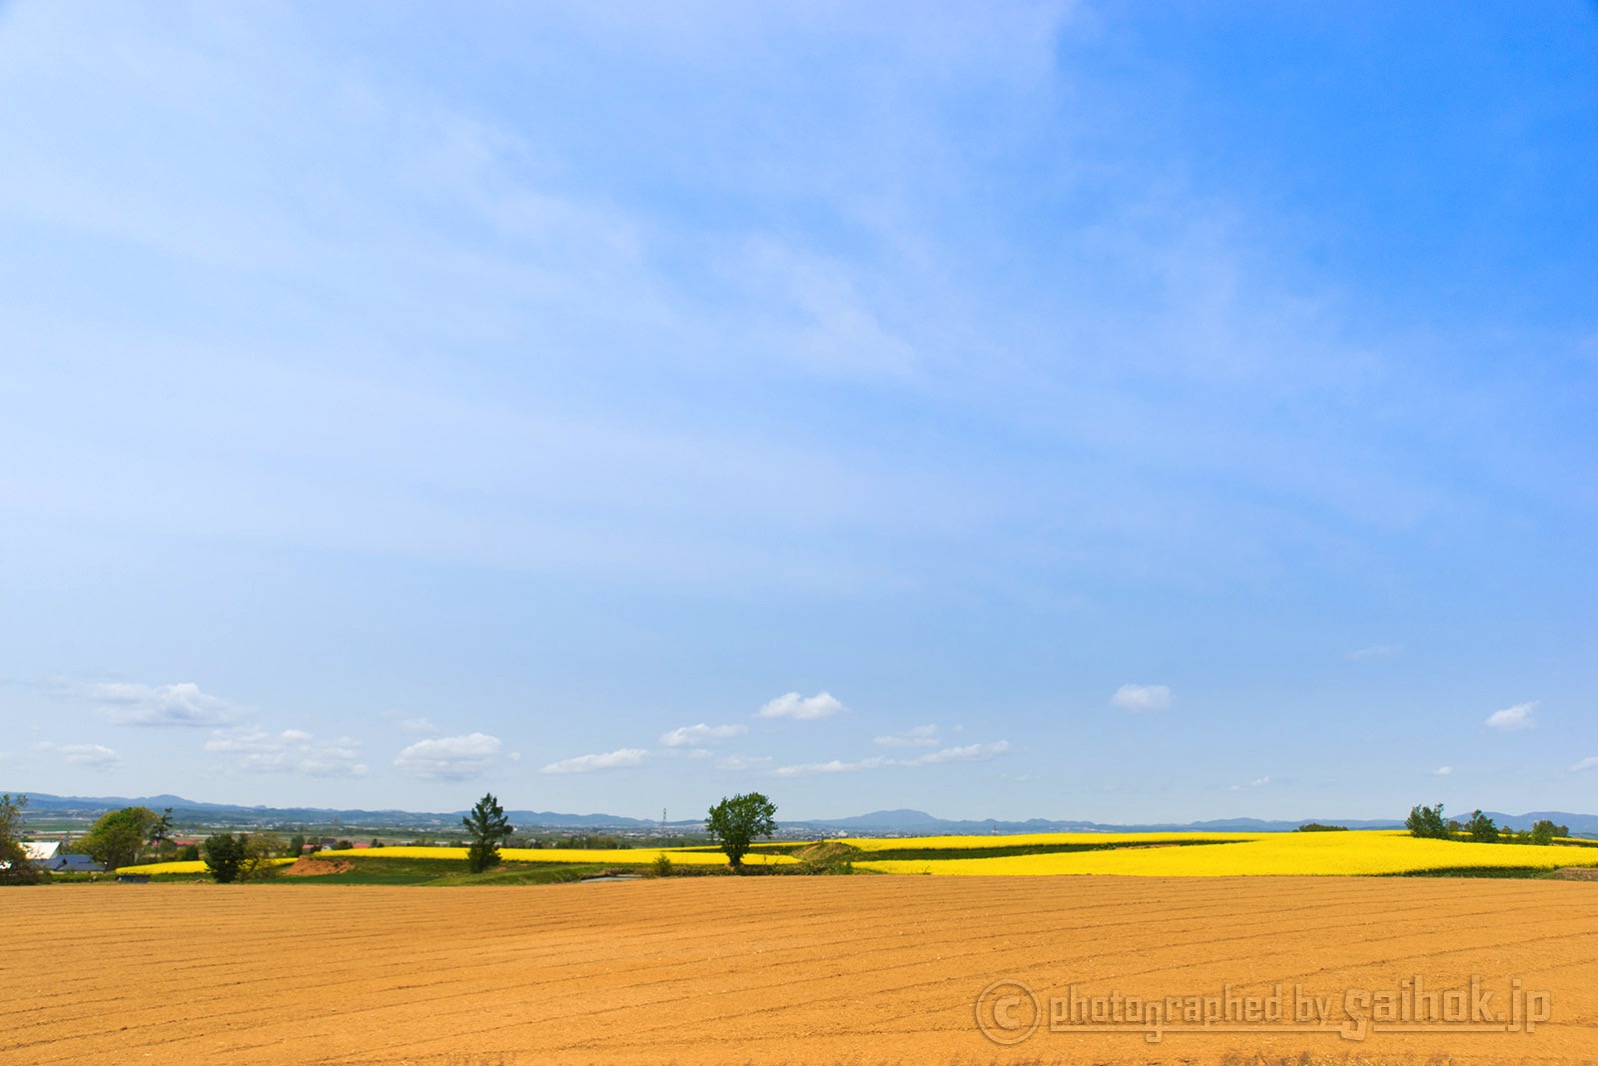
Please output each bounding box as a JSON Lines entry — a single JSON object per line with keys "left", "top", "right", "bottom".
{"left": 651, "top": 853, "right": 674, "bottom": 877}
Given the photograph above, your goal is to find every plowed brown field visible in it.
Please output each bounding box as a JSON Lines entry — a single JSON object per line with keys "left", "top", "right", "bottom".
{"left": 4, "top": 876, "right": 1595, "bottom": 1065}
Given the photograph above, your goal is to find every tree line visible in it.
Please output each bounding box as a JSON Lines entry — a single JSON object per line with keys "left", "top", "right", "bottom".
{"left": 1406, "top": 803, "right": 1567, "bottom": 845}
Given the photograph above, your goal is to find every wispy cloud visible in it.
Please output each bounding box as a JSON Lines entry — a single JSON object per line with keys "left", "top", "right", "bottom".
{"left": 1433, "top": 765, "right": 1453, "bottom": 776}
{"left": 1229, "top": 775, "right": 1270, "bottom": 792}
{"left": 773, "top": 756, "right": 890, "bottom": 777}
{"left": 904, "top": 741, "right": 1009, "bottom": 765}
{"left": 757, "top": 691, "right": 847, "bottom": 721}
{"left": 35, "top": 741, "right": 122, "bottom": 772}
{"left": 716, "top": 754, "right": 773, "bottom": 771}
{"left": 394, "top": 733, "right": 502, "bottom": 780}
{"left": 1111, "top": 684, "right": 1173, "bottom": 712}
{"left": 83, "top": 681, "right": 238, "bottom": 727}
{"left": 1483, "top": 701, "right": 1537, "bottom": 732}
{"left": 207, "top": 727, "right": 368, "bottom": 777}
{"left": 774, "top": 740, "right": 1008, "bottom": 777}
{"left": 541, "top": 748, "right": 648, "bottom": 774}
{"left": 1571, "top": 756, "right": 1598, "bottom": 773}
{"left": 398, "top": 716, "right": 439, "bottom": 735}
{"left": 874, "top": 724, "right": 940, "bottom": 748}
{"left": 1345, "top": 644, "right": 1404, "bottom": 661}
{"left": 660, "top": 722, "right": 749, "bottom": 747}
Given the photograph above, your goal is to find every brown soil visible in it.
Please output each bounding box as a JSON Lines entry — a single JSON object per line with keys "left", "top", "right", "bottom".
{"left": 1549, "top": 866, "right": 1598, "bottom": 881}
{"left": 280, "top": 857, "right": 355, "bottom": 877}
{"left": 3, "top": 876, "right": 1594, "bottom": 1064}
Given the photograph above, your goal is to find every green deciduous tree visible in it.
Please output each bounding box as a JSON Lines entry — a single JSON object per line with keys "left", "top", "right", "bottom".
{"left": 78, "top": 806, "right": 162, "bottom": 872}
{"left": 1, "top": 793, "right": 40, "bottom": 885}
{"left": 463, "top": 793, "right": 513, "bottom": 873}
{"left": 202, "top": 833, "right": 245, "bottom": 883}
{"left": 240, "top": 832, "right": 285, "bottom": 879}
{"left": 706, "top": 792, "right": 777, "bottom": 870}
{"left": 1405, "top": 803, "right": 1449, "bottom": 840}
{"left": 1466, "top": 809, "right": 1499, "bottom": 843}
{"left": 1531, "top": 819, "right": 1566, "bottom": 845}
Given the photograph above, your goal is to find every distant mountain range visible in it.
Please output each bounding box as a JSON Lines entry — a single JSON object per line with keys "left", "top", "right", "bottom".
{"left": 12, "top": 793, "right": 1598, "bottom": 837}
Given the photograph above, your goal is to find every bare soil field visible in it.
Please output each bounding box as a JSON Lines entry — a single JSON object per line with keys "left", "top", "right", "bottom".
{"left": 4, "top": 876, "right": 1595, "bottom": 1065}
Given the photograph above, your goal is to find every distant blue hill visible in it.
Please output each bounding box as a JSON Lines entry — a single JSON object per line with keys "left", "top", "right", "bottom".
{"left": 13, "top": 792, "right": 656, "bottom": 829}
{"left": 793, "top": 809, "right": 1412, "bottom": 834}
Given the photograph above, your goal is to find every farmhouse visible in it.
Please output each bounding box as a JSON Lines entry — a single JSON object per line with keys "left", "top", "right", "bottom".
{"left": 19, "top": 841, "right": 107, "bottom": 873}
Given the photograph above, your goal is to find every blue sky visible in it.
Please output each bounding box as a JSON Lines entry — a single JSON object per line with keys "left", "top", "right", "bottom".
{"left": 2, "top": 2, "right": 1595, "bottom": 822}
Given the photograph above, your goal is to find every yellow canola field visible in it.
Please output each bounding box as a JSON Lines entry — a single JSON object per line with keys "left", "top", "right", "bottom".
{"left": 359, "top": 846, "right": 794, "bottom": 866}
{"left": 843, "top": 831, "right": 1252, "bottom": 850}
{"left": 118, "top": 857, "right": 298, "bottom": 876}
{"left": 118, "top": 847, "right": 791, "bottom": 875}
{"left": 852, "top": 829, "right": 1598, "bottom": 876}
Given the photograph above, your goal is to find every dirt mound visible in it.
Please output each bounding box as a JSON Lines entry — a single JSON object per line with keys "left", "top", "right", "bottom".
{"left": 1550, "top": 866, "right": 1598, "bottom": 880}
{"left": 793, "top": 841, "right": 862, "bottom": 866}
{"left": 280, "top": 857, "right": 354, "bottom": 877}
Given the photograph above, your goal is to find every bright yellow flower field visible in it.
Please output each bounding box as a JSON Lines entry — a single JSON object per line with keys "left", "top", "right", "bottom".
{"left": 118, "top": 857, "right": 298, "bottom": 876}
{"left": 355, "top": 846, "right": 795, "bottom": 866}
{"left": 850, "top": 829, "right": 1598, "bottom": 876}
{"left": 843, "top": 831, "right": 1252, "bottom": 851}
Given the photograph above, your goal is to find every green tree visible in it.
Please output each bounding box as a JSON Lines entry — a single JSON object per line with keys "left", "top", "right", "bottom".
{"left": 1531, "top": 819, "right": 1566, "bottom": 844}
{"left": 78, "top": 806, "right": 162, "bottom": 871}
{"left": 1405, "top": 803, "right": 1449, "bottom": 840}
{"left": 202, "top": 833, "right": 245, "bottom": 883}
{"left": 463, "top": 793, "right": 513, "bottom": 873}
{"left": 1466, "top": 809, "right": 1499, "bottom": 843}
{"left": 705, "top": 792, "right": 778, "bottom": 870}
{"left": 240, "top": 832, "right": 285, "bottom": 879}
{"left": 1, "top": 793, "right": 40, "bottom": 886}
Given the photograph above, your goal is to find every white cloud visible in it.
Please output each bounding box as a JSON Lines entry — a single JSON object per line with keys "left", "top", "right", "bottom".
{"left": 904, "top": 741, "right": 1010, "bottom": 765}
{"left": 1570, "top": 756, "right": 1598, "bottom": 773}
{"left": 53, "top": 743, "right": 122, "bottom": 772}
{"left": 207, "top": 727, "right": 368, "bottom": 777}
{"left": 715, "top": 755, "right": 774, "bottom": 771}
{"left": 394, "top": 732, "right": 501, "bottom": 780}
{"left": 1111, "top": 684, "right": 1172, "bottom": 712}
{"left": 1483, "top": 701, "right": 1537, "bottom": 732}
{"left": 1229, "top": 775, "right": 1270, "bottom": 791}
{"left": 1433, "top": 765, "right": 1453, "bottom": 776}
{"left": 540, "top": 747, "right": 647, "bottom": 774}
{"left": 874, "top": 724, "right": 940, "bottom": 748}
{"left": 398, "top": 716, "right": 439, "bottom": 735}
{"left": 1345, "top": 644, "right": 1403, "bottom": 661}
{"left": 757, "top": 691, "right": 847, "bottom": 720}
{"left": 85, "top": 681, "right": 238, "bottom": 727}
{"left": 773, "top": 756, "right": 890, "bottom": 777}
{"left": 659, "top": 722, "right": 749, "bottom": 747}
